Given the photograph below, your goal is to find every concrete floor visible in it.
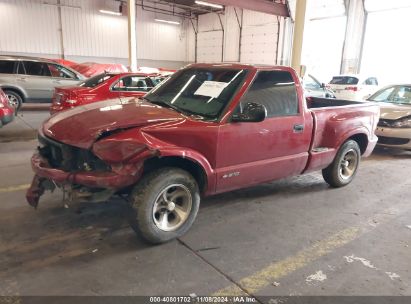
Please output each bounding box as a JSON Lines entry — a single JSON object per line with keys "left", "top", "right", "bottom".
{"left": 0, "top": 112, "right": 410, "bottom": 300}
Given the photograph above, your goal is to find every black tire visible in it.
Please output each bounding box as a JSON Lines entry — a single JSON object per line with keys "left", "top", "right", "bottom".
{"left": 322, "top": 140, "right": 361, "bottom": 188}
{"left": 4, "top": 90, "right": 23, "bottom": 112}
{"left": 128, "top": 167, "right": 200, "bottom": 244}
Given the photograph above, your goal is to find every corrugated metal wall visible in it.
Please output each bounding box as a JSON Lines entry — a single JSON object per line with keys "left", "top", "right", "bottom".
{"left": 0, "top": 1, "right": 289, "bottom": 67}
{"left": 0, "top": 0, "right": 190, "bottom": 67}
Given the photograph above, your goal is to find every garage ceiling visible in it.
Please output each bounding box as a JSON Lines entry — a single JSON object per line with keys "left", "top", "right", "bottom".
{"left": 140, "top": 0, "right": 288, "bottom": 17}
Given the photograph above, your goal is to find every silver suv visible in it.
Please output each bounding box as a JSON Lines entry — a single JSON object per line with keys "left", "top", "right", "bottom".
{"left": 0, "top": 55, "right": 85, "bottom": 110}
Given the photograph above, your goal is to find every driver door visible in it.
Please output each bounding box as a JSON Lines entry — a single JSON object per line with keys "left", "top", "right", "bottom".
{"left": 215, "top": 70, "right": 312, "bottom": 193}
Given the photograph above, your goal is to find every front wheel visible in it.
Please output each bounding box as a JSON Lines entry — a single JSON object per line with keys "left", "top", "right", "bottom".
{"left": 128, "top": 167, "right": 200, "bottom": 244}
{"left": 322, "top": 140, "right": 361, "bottom": 187}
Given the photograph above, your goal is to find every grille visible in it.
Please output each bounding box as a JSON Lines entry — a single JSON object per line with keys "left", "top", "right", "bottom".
{"left": 38, "top": 134, "right": 110, "bottom": 172}
{"left": 378, "top": 136, "right": 410, "bottom": 146}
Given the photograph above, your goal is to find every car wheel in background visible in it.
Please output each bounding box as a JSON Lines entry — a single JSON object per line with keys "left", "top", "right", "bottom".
{"left": 4, "top": 90, "right": 23, "bottom": 112}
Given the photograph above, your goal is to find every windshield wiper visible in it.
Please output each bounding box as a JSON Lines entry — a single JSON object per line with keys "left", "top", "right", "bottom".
{"left": 144, "top": 98, "right": 181, "bottom": 112}
{"left": 144, "top": 98, "right": 207, "bottom": 120}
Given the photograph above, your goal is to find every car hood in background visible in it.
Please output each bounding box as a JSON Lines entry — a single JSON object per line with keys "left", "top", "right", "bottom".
{"left": 43, "top": 98, "right": 184, "bottom": 149}
{"left": 378, "top": 102, "right": 411, "bottom": 120}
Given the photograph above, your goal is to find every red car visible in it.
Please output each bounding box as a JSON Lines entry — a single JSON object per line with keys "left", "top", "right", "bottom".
{"left": 0, "top": 88, "right": 15, "bottom": 127}
{"left": 27, "top": 64, "right": 379, "bottom": 244}
{"left": 50, "top": 72, "right": 164, "bottom": 114}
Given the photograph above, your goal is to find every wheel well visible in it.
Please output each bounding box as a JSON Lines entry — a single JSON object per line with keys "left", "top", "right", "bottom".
{"left": 348, "top": 133, "right": 368, "bottom": 154}
{"left": 3, "top": 87, "right": 25, "bottom": 101}
{"left": 143, "top": 156, "right": 208, "bottom": 193}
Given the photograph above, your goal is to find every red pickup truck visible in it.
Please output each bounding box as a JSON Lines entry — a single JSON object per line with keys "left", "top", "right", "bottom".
{"left": 26, "top": 64, "right": 379, "bottom": 244}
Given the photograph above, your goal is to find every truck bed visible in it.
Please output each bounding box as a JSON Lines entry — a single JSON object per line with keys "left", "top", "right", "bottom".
{"left": 303, "top": 96, "right": 380, "bottom": 174}
{"left": 306, "top": 97, "right": 368, "bottom": 108}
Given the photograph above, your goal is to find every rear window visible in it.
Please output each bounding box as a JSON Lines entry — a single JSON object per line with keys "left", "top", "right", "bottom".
{"left": 80, "top": 73, "right": 114, "bottom": 88}
{"left": 0, "top": 60, "right": 15, "bottom": 74}
{"left": 330, "top": 76, "right": 359, "bottom": 85}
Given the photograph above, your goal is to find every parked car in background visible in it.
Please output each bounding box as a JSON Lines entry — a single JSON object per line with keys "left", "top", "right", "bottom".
{"left": 368, "top": 84, "right": 411, "bottom": 150}
{"left": 327, "top": 75, "right": 379, "bottom": 101}
{"left": 0, "top": 55, "right": 85, "bottom": 110}
{"left": 0, "top": 88, "right": 15, "bottom": 128}
{"left": 69, "top": 62, "right": 128, "bottom": 78}
{"left": 303, "top": 74, "right": 335, "bottom": 98}
{"left": 27, "top": 63, "right": 379, "bottom": 244}
{"left": 50, "top": 72, "right": 163, "bottom": 114}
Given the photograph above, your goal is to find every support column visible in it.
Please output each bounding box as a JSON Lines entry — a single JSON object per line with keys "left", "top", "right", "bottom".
{"left": 127, "top": 0, "right": 137, "bottom": 72}
{"left": 340, "top": 0, "right": 367, "bottom": 74}
{"left": 291, "top": 0, "right": 307, "bottom": 76}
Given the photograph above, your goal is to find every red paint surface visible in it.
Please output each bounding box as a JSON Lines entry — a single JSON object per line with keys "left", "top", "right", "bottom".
{"left": 0, "top": 88, "right": 15, "bottom": 125}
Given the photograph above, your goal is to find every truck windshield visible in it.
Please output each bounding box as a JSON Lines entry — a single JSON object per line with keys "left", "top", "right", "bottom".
{"left": 144, "top": 67, "right": 247, "bottom": 120}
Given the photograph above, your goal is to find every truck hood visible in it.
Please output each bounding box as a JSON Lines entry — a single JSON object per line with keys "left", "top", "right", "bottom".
{"left": 379, "top": 102, "right": 411, "bottom": 120}
{"left": 43, "top": 98, "right": 184, "bottom": 149}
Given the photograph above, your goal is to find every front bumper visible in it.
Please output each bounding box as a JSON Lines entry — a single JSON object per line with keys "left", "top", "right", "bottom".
{"left": 363, "top": 134, "right": 378, "bottom": 157}
{"left": 26, "top": 153, "right": 143, "bottom": 207}
{"left": 375, "top": 127, "right": 411, "bottom": 149}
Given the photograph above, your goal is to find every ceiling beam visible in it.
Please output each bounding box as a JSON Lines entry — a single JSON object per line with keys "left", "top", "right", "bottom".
{"left": 205, "top": 0, "right": 289, "bottom": 17}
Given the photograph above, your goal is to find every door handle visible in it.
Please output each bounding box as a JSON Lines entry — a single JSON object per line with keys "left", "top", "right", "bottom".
{"left": 293, "top": 124, "right": 304, "bottom": 133}
{"left": 16, "top": 77, "right": 26, "bottom": 82}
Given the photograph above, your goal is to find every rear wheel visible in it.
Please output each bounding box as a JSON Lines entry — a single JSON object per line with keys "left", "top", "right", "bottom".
{"left": 128, "top": 167, "right": 200, "bottom": 244}
{"left": 322, "top": 140, "right": 361, "bottom": 187}
{"left": 4, "top": 90, "right": 23, "bottom": 112}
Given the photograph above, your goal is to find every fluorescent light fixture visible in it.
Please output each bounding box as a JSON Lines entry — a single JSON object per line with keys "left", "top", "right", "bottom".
{"left": 99, "top": 9, "right": 121, "bottom": 16}
{"left": 154, "top": 18, "right": 180, "bottom": 25}
{"left": 195, "top": 0, "right": 223, "bottom": 9}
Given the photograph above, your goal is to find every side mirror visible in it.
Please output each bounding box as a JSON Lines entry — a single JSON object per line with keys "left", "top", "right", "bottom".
{"left": 321, "top": 83, "right": 326, "bottom": 88}
{"left": 232, "top": 102, "right": 267, "bottom": 123}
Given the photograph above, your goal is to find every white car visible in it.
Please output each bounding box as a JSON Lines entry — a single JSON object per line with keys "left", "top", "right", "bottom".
{"left": 369, "top": 84, "right": 411, "bottom": 150}
{"left": 328, "top": 75, "right": 379, "bottom": 101}
{"left": 303, "top": 74, "right": 335, "bottom": 98}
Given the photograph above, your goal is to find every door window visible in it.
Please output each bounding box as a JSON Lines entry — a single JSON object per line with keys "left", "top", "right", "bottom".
{"left": 364, "top": 78, "right": 378, "bottom": 85}
{"left": 22, "top": 61, "right": 51, "bottom": 77}
{"left": 389, "top": 86, "right": 411, "bottom": 104}
{"left": 48, "top": 63, "right": 77, "bottom": 79}
{"left": 304, "top": 75, "right": 321, "bottom": 90}
{"left": 0, "top": 60, "right": 16, "bottom": 74}
{"left": 239, "top": 70, "right": 298, "bottom": 117}
{"left": 112, "top": 76, "right": 154, "bottom": 92}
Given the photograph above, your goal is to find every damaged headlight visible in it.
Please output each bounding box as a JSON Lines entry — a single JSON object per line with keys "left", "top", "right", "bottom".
{"left": 391, "top": 116, "right": 411, "bottom": 128}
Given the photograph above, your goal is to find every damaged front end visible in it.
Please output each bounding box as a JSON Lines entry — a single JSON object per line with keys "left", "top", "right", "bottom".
{"left": 26, "top": 131, "right": 157, "bottom": 208}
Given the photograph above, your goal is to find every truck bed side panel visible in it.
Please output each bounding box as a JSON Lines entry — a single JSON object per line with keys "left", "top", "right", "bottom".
{"left": 304, "top": 104, "right": 379, "bottom": 173}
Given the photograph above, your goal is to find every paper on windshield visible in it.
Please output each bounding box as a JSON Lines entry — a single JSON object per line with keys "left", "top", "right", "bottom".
{"left": 194, "top": 81, "right": 228, "bottom": 98}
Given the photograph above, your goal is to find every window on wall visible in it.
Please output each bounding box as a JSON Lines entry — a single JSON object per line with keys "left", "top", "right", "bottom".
{"left": 239, "top": 70, "right": 298, "bottom": 117}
